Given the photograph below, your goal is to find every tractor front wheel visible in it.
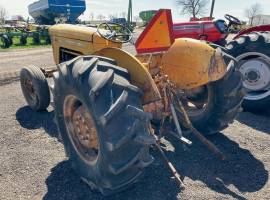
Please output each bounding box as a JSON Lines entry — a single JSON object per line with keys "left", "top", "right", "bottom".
{"left": 53, "top": 56, "right": 154, "bottom": 195}
{"left": 20, "top": 66, "right": 50, "bottom": 111}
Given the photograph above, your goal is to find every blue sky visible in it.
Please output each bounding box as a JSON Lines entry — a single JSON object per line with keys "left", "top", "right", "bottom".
{"left": 1, "top": 0, "right": 270, "bottom": 22}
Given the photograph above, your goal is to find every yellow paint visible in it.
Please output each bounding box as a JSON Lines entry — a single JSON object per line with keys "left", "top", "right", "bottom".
{"left": 136, "top": 11, "right": 172, "bottom": 52}
{"left": 49, "top": 24, "right": 160, "bottom": 104}
{"left": 49, "top": 24, "right": 228, "bottom": 104}
{"left": 49, "top": 24, "right": 121, "bottom": 64}
{"left": 161, "top": 38, "right": 228, "bottom": 89}
{"left": 94, "top": 48, "right": 161, "bottom": 104}
{"left": 135, "top": 53, "right": 164, "bottom": 70}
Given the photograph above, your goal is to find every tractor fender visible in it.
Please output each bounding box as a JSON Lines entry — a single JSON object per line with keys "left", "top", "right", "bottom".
{"left": 161, "top": 38, "right": 229, "bottom": 90}
{"left": 94, "top": 47, "right": 161, "bottom": 104}
{"left": 234, "top": 25, "right": 270, "bottom": 39}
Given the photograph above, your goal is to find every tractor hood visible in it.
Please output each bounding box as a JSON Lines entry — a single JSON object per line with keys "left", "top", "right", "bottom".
{"left": 49, "top": 24, "right": 108, "bottom": 44}
{"left": 49, "top": 24, "right": 121, "bottom": 65}
{"left": 49, "top": 24, "right": 96, "bottom": 42}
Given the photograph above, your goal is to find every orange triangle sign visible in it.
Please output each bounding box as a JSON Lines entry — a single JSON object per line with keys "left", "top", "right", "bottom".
{"left": 135, "top": 9, "right": 174, "bottom": 54}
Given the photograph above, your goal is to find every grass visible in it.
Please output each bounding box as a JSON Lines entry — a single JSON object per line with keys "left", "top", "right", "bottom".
{"left": 0, "top": 37, "right": 51, "bottom": 51}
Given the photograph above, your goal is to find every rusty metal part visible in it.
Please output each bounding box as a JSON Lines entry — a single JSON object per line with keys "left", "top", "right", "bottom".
{"left": 163, "top": 82, "right": 192, "bottom": 145}
{"left": 63, "top": 95, "right": 99, "bottom": 163}
{"left": 151, "top": 71, "right": 224, "bottom": 160}
{"left": 154, "top": 74, "right": 225, "bottom": 160}
{"left": 23, "top": 78, "right": 37, "bottom": 102}
{"left": 143, "top": 100, "right": 164, "bottom": 120}
{"left": 135, "top": 53, "right": 163, "bottom": 70}
{"left": 142, "top": 75, "right": 225, "bottom": 191}
{"left": 173, "top": 90, "right": 226, "bottom": 161}
{"left": 135, "top": 53, "right": 163, "bottom": 77}
{"left": 153, "top": 75, "right": 171, "bottom": 113}
{"left": 40, "top": 67, "right": 57, "bottom": 78}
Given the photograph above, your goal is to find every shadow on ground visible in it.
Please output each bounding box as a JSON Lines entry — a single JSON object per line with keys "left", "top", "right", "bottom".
{"left": 43, "top": 157, "right": 180, "bottom": 200}
{"left": 15, "top": 106, "right": 268, "bottom": 199}
{"left": 237, "top": 111, "right": 270, "bottom": 134}
{"left": 168, "top": 133, "right": 268, "bottom": 200}
{"left": 16, "top": 106, "right": 58, "bottom": 138}
{"left": 43, "top": 133, "right": 268, "bottom": 200}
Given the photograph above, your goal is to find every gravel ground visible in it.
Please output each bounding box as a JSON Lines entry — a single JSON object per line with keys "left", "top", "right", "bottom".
{"left": 0, "top": 82, "right": 269, "bottom": 200}
{"left": 0, "top": 47, "right": 55, "bottom": 72}
{"left": 0, "top": 37, "right": 269, "bottom": 199}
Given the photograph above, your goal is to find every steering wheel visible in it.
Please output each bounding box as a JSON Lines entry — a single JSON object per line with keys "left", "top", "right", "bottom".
{"left": 224, "top": 14, "right": 242, "bottom": 25}
{"left": 97, "top": 22, "right": 132, "bottom": 44}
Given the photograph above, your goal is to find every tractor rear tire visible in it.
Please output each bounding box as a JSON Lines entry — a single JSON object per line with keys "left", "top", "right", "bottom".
{"left": 53, "top": 56, "right": 154, "bottom": 195}
{"left": 179, "top": 63, "right": 244, "bottom": 135}
{"left": 226, "top": 32, "right": 270, "bottom": 112}
{"left": 20, "top": 66, "right": 50, "bottom": 111}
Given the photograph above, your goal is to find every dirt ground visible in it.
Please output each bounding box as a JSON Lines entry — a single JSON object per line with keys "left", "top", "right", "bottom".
{"left": 0, "top": 81, "right": 269, "bottom": 200}
{"left": 0, "top": 44, "right": 269, "bottom": 200}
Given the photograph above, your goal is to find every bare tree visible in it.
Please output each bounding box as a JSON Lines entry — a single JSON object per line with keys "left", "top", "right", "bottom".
{"left": 245, "top": 3, "right": 262, "bottom": 26}
{"left": 97, "top": 14, "right": 105, "bottom": 22}
{"left": 89, "top": 12, "right": 94, "bottom": 22}
{"left": 176, "top": 0, "right": 209, "bottom": 18}
{"left": 0, "top": 5, "right": 8, "bottom": 24}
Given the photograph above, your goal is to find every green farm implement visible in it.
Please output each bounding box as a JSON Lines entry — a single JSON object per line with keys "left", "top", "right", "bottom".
{"left": 0, "top": 25, "right": 51, "bottom": 49}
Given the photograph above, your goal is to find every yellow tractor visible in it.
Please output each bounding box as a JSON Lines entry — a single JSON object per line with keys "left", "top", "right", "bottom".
{"left": 20, "top": 10, "right": 244, "bottom": 195}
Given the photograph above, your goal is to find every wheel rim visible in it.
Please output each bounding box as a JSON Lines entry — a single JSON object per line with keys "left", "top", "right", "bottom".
{"left": 22, "top": 77, "right": 38, "bottom": 105}
{"left": 239, "top": 57, "right": 270, "bottom": 101}
{"left": 63, "top": 96, "right": 99, "bottom": 163}
{"left": 180, "top": 86, "right": 209, "bottom": 117}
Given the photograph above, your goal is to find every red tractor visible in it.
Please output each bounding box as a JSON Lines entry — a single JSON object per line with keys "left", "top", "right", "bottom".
{"left": 173, "top": 14, "right": 243, "bottom": 45}
{"left": 173, "top": 14, "right": 270, "bottom": 112}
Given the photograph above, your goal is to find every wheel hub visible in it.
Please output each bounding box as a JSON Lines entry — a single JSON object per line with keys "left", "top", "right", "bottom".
{"left": 239, "top": 58, "right": 270, "bottom": 91}
{"left": 23, "top": 78, "right": 37, "bottom": 102}
{"left": 64, "top": 96, "right": 99, "bottom": 162}
{"left": 72, "top": 106, "right": 99, "bottom": 150}
{"left": 246, "top": 70, "right": 260, "bottom": 82}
